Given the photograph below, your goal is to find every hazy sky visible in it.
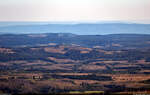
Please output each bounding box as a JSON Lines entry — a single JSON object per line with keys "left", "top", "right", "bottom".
{"left": 0, "top": 0, "right": 150, "bottom": 23}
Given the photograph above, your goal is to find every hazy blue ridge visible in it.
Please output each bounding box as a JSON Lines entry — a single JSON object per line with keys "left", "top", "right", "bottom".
{"left": 0, "top": 23, "right": 150, "bottom": 35}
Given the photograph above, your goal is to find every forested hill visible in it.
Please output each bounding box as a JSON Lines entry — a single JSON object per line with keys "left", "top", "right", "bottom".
{"left": 0, "top": 33, "right": 150, "bottom": 49}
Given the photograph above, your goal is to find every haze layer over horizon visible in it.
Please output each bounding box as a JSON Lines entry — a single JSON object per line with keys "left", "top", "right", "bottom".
{"left": 0, "top": 0, "right": 150, "bottom": 24}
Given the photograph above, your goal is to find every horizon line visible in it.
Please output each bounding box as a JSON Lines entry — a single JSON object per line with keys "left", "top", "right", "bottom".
{"left": 0, "top": 20, "right": 150, "bottom": 25}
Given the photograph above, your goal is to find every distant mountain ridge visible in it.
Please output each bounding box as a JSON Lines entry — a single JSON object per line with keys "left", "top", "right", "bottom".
{"left": 0, "top": 23, "right": 150, "bottom": 35}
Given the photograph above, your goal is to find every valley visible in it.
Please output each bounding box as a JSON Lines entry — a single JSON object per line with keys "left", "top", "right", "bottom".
{"left": 0, "top": 33, "right": 150, "bottom": 95}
